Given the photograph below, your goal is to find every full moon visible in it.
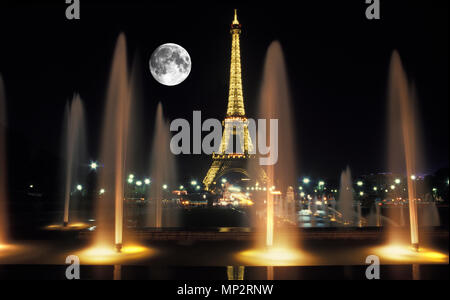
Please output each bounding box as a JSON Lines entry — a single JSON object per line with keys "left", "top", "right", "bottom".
{"left": 149, "top": 43, "right": 191, "bottom": 86}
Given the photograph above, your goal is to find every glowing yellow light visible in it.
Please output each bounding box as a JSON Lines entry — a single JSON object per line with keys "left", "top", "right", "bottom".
{"left": 374, "top": 244, "right": 448, "bottom": 264}
{"left": 77, "top": 244, "right": 155, "bottom": 265}
{"left": 237, "top": 247, "right": 307, "bottom": 266}
{"left": 45, "top": 223, "right": 90, "bottom": 231}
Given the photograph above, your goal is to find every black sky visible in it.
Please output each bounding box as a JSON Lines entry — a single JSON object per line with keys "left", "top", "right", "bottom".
{"left": 0, "top": 0, "right": 448, "bottom": 188}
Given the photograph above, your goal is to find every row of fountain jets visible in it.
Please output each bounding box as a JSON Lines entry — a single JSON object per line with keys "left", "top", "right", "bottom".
{"left": 0, "top": 33, "right": 429, "bottom": 251}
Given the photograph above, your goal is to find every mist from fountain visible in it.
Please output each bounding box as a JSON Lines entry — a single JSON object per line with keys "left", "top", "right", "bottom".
{"left": 420, "top": 202, "right": 440, "bottom": 227}
{"left": 62, "top": 95, "right": 87, "bottom": 226}
{"left": 337, "top": 166, "right": 354, "bottom": 224}
{"left": 387, "top": 50, "right": 423, "bottom": 249}
{"left": 95, "top": 33, "right": 131, "bottom": 251}
{"left": 0, "top": 74, "right": 9, "bottom": 245}
{"left": 148, "top": 102, "right": 177, "bottom": 228}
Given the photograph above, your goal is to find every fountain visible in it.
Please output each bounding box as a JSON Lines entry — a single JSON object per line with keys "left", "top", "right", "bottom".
{"left": 387, "top": 50, "right": 422, "bottom": 250}
{"left": 259, "top": 41, "right": 298, "bottom": 247}
{"left": 337, "top": 166, "right": 354, "bottom": 225}
{"left": 62, "top": 94, "right": 87, "bottom": 227}
{"left": 95, "top": 33, "right": 131, "bottom": 252}
{"left": 357, "top": 202, "right": 363, "bottom": 227}
{"left": 0, "top": 74, "right": 9, "bottom": 246}
{"left": 238, "top": 41, "right": 305, "bottom": 266}
{"left": 148, "top": 102, "right": 177, "bottom": 228}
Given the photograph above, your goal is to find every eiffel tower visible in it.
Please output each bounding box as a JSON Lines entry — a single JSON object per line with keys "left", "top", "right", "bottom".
{"left": 203, "top": 10, "right": 267, "bottom": 191}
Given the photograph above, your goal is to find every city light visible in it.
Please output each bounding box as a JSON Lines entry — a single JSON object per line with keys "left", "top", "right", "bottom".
{"left": 90, "top": 161, "right": 98, "bottom": 170}
{"left": 390, "top": 185, "right": 396, "bottom": 190}
{"left": 144, "top": 178, "right": 151, "bottom": 185}
{"left": 162, "top": 184, "right": 168, "bottom": 190}
{"left": 373, "top": 186, "right": 378, "bottom": 191}
{"left": 221, "top": 178, "right": 227, "bottom": 183}
{"left": 318, "top": 181, "right": 325, "bottom": 186}
{"left": 99, "top": 189, "right": 105, "bottom": 195}
{"left": 136, "top": 180, "right": 142, "bottom": 186}
{"left": 298, "top": 186, "right": 303, "bottom": 190}
{"left": 303, "top": 178, "right": 310, "bottom": 184}
{"left": 191, "top": 180, "right": 197, "bottom": 186}
{"left": 180, "top": 185, "right": 184, "bottom": 190}
{"left": 359, "top": 191, "right": 364, "bottom": 196}
{"left": 395, "top": 178, "right": 401, "bottom": 184}
{"left": 357, "top": 181, "right": 363, "bottom": 187}
{"left": 410, "top": 175, "right": 417, "bottom": 181}
{"left": 76, "top": 184, "right": 82, "bottom": 191}
{"left": 127, "top": 178, "right": 133, "bottom": 184}
{"left": 128, "top": 174, "right": 134, "bottom": 179}
{"left": 196, "top": 185, "right": 201, "bottom": 190}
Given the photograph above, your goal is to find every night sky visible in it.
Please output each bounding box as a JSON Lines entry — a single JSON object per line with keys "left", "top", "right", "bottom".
{"left": 0, "top": 0, "right": 448, "bottom": 190}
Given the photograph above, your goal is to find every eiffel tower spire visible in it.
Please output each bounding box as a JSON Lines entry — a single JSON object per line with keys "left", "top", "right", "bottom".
{"left": 227, "top": 9, "right": 245, "bottom": 117}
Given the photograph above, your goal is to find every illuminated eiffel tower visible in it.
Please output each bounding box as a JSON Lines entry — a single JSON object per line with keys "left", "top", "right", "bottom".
{"left": 203, "top": 10, "right": 266, "bottom": 191}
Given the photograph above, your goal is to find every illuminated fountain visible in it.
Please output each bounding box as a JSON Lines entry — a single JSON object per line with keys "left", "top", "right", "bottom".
{"left": 337, "top": 166, "right": 355, "bottom": 225}
{"left": 239, "top": 41, "right": 306, "bottom": 266}
{"left": 93, "top": 33, "right": 131, "bottom": 254}
{"left": 78, "top": 33, "right": 153, "bottom": 262}
{"left": 370, "top": 51, "right": 449, "bottom": 263}
{"left": 148, "top": 102, "right": 177, "bottom": 228}
{"left": 387, "top": 51, "right": 421, "bottom": 251}
{"left": 62, "top": 95, "right": 87, "bottom": 227}
{"left": 0, "top": 74, "right": 9, "bottom": 247}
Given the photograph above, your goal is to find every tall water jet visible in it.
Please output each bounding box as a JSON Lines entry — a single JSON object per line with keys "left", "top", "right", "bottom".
{"left": 96, "top": 33, "right": 131, "bottom": 252}
{"left": 0, "top": 74, "right": 9, "bottom": 245}
{"left": 148, "top": 102, "right": 177, "bottom": 228}
{"left": 337, "top": 166, "right": 354, "bottom": 224}
{"left": 388, "top": 51, "right": 423, "bottom": 250}
{"left": 257, "top": 41, "right": 298, "bottom": 248}
{"left": 62, "top": 95, "right": 87, "bottom": 226}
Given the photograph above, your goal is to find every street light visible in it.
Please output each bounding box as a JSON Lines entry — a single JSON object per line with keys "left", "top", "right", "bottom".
{"left": 90, "top": 161, "right": 98, "bottom": 170}
{"left": 191, "top": 180, "right": 197, "bottom": 186}
{"left": 127, "top": 178, "right": 133, "bottom": 184}
{"left": 410, "top": 175, "right": 417, "bottom": 181}
{"left": 303, "top": 178, "right": 310, "bottom": 184}
{"left": 395, "top": 178, "right": 401, "bottom": 185}
{"left": 318, "top": 181, "right": 325, "bottom": 186}
{"left": 357, "top": 181, "right": 364, "bottom": 187}
{"left": 162, "top": 184, "right": 168, "bottom": 190}
{"left": 221, "top": 178, "right": 227, "bottom": 183}
{"left": 136, "top": 180, "right": 142, "bottom": 186}
{"left": 99, "top": 188, "right": 105, "bottom": 195}
{"left": 76, "top": 184, "right": 83, "bottom": 191}
{"left": 144, "top": 178, "right": 151, "bottom": 185}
